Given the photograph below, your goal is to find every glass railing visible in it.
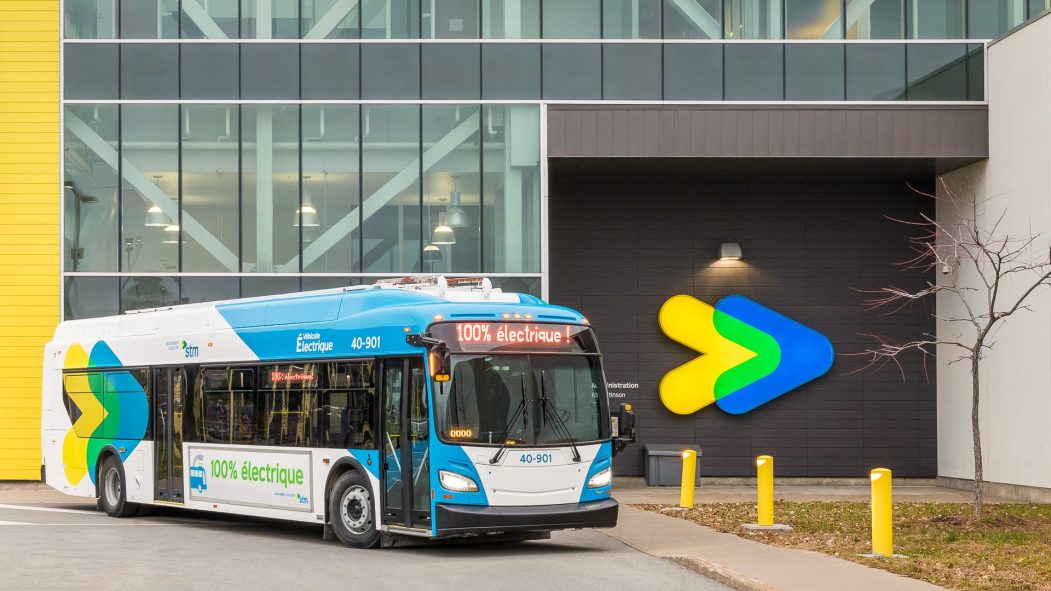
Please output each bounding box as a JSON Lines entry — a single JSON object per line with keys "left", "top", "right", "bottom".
{"left": 64, "top": 42, "right": 985, "bottom": 102}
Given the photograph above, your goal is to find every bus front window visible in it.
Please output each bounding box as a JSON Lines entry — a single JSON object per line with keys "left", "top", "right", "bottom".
{"left": 434, "top": 355, "right": 610, "bottom": 446}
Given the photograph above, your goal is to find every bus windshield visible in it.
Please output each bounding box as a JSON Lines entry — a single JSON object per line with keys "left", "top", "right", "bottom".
{"left": 434, "top": 354, "right": 610, "bottom": 446}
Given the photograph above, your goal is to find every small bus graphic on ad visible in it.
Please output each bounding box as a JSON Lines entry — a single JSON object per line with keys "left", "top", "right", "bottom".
{"left": 189, "top": 455, "right": 207, "bottom": 493}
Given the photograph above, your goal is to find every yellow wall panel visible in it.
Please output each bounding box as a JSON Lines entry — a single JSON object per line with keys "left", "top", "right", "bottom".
{"left": 0, "top": 0, "right": 58, "bottom": 480}
{"left": 0, "top": 449, "right": 44, "bottom": 462}
{"left": 0, "top": 392, "right": 46, "bottom": 401}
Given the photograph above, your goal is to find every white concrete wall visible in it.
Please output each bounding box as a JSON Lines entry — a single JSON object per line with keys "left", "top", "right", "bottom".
{"left": 938, "top": 13, "right": 1051, "bottom": 490}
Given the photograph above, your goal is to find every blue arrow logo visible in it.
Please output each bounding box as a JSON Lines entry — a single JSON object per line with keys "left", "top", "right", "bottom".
{"left": 660, "top": 295, "right": 835, "bottom": 415}
{"left": 713, "top": 296, "right": 835, "bottom": 414}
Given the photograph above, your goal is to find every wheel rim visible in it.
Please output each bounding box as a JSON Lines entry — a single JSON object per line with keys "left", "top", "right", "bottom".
{"left": 340, "top": 485, "right": 372, "bottom": 535}
{"left": 104, "top": 466, "right": 121, "bottom": 507}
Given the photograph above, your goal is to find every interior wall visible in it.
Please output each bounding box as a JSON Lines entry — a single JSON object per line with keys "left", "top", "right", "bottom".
{"left": 549, "top": 159, "right": 937, "bottom": 477}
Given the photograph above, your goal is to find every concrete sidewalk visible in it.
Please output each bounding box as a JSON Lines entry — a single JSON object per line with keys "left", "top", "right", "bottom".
{"left": 612, "top": 476, "right": 1004, "bottom": 504}
{"left": 602, "top": 505, "right": 944, "bottom": 591}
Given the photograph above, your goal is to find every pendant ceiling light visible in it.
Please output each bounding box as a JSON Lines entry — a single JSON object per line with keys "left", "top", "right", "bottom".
{"left": 432, "top": 212, "right": 456, "bottom": 245}
{"left": 144, "top": 175, "right": 171, "bottom": 227}
{"left": 445, "top": 177, "right": 468, "bottom": 228}
{"left": 293, "top": 188, "right": 321, "bottom": 228}
{"left": 144, "top": 205, "right": 169, "bottom": 227}
{"left": 161, "top": 223, "right": 182, "bottom": 244}
{"left": 423, "top": 243, "right": 442, "bottom": 263}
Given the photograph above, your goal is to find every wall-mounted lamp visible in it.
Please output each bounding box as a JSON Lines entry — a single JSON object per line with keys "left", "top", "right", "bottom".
{"left": 719, "top": 242, "right": 743, "bottom": 260}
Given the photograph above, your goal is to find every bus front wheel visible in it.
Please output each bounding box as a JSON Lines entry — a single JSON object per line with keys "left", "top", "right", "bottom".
{"left": 99, "top": 455, "right": 138, "bottom": 518}
{"left": 329, "top": 471, "right": 379, "bottom": 548}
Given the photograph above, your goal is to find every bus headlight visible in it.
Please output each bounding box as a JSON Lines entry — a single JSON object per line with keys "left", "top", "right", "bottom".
{"left": 587, "top": 467, "right": 612, "bottom": 489}
{"left": 439, "top": 470, "right": 479, "bottom": 493}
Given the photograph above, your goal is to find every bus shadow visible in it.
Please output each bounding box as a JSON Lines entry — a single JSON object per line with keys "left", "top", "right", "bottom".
{"left": 139, "top": 506, "right": 603, "bottom": 555}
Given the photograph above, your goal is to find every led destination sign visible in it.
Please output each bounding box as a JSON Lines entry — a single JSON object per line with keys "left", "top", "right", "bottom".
{"left": 431, "top": 322, "right": 597, "bottom": 354}
{"left": 457, "top": 323, "right": 569, "bottom": 346}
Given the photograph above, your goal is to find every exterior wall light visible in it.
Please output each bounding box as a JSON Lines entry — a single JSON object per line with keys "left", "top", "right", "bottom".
{"left": 719, "top": 242, "right": 743, "bottom": 260}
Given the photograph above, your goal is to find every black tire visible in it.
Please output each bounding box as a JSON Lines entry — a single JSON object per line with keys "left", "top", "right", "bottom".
{"left": 98, "top": 455, "right": 138, "bottom": 518}
{"left": 329, "top": 471, "right": 379, "bottom": 548}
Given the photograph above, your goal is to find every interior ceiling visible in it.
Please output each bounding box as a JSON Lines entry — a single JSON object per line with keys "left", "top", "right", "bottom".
{"left": 128, "top": 170, "right": 486, "bottom": 207}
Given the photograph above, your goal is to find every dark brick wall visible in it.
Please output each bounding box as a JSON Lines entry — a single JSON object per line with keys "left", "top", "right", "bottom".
{"left": 549, "top": 160, "right": 937, "bottom": 478}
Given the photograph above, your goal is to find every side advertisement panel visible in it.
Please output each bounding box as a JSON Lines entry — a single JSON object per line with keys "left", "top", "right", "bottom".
{"left": 186, "top": 445, "right": 313, "bottom": 512}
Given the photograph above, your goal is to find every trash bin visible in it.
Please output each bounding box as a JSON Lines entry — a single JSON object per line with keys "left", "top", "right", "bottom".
{"left": 643, "top": 444, "right": 701, "bottom": 486}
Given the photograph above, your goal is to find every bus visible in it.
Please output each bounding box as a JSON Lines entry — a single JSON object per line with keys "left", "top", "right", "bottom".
{"left": 41, "top": 277, "right": 636, "bottom": 548}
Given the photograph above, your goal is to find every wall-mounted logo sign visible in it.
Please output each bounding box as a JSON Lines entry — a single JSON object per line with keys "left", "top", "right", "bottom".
{"left": 658, "top": 295, "right": 834, "bottom": 415}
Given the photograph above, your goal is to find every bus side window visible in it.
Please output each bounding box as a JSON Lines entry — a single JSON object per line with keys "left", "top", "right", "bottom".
{"left": 200, "top": 367, "right": 256, "bottom": 444}
{"left": 260, "top": 363, "right": 319, "bottom": 447}
{"left": 323, "top": 361, "right": 376, "bottom": 450}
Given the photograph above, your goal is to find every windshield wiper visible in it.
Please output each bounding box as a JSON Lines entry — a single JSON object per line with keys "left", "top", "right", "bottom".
{"left": 539, "top": 371, "right": 582, "bottom": 463}
{"left": 489, "top": 375, "right": 529, "bottom": 465}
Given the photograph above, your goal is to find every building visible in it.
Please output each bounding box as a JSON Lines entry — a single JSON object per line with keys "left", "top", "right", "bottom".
{"left": 0, "top": 1, "right": 1048, "bottom": 499}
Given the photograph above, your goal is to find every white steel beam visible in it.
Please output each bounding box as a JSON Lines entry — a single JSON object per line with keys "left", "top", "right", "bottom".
{"left": 303, "top": 0, "right": 359, "bottom": 39}
{"left": 285, "top": 109, "right": 480, "bottom": 271}
{"left": 181, "top": 0, "right": 230, "bottom": 39}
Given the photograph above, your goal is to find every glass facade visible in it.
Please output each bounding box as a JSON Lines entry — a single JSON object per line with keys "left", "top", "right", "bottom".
{"left": 664, "top": 0, "right": 723, "bottom": 39}
{"left": 62, "top": 0, "right": 1015, "bottom": 318}
{"left": 908, "top": 0, "right": 964, "bottom": 38}
{"left": 845, "top": 0, "right": 903, "bottom": 39}
{"left": 63, "top": 100, "right": 543, "bottom": 316}
{"left": 65, "top": 0, "right": 1046, "bottom": 40}
{"left": 785, "top": 0, "right": 841, "bottom": 39}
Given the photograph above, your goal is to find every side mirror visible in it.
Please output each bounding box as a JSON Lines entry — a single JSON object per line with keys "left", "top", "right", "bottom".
{"left": 612, "top": 403, "right": 636, "bottom": 455}
{"left": 429, "top": 342, "right": 451, "bottom": 382}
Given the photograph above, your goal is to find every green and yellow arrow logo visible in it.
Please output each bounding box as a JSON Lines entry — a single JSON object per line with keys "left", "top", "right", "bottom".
{"left": 660, "top": 295, "right": 835, "bottom": 415}
{"left": 659, "top": 295, "right": 780, "bottom": 414}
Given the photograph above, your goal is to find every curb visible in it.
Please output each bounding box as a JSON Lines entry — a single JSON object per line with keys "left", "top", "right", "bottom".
{"left": 0, "top": 481, "right": 48, "bottom": 491}
{"left": 666, "top": 555, "right": 778, "bottom": 591}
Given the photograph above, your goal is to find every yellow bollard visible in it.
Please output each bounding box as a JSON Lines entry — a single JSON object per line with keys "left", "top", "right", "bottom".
{"left": 757, "top": 455, "right": 774, "bottom": 526}
{"left": 679, "top": 450, "right": 697, "bottom": 508}
{"left": 870, "top": 468, "right": 893, "bottom": 556}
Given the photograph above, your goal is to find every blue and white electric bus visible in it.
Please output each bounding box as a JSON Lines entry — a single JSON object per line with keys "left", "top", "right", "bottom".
{"left": 42, "top": 277, "right": 636, "bottom": 547}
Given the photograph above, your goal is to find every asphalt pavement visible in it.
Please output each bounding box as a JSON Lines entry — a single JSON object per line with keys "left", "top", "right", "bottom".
{"left": 0, "top": 499, "right": 730, "bottom": 591}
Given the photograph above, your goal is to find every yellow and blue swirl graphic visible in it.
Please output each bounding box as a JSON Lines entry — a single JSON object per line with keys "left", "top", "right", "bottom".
{"left": 61, "top": 341, "right": 148, "bottom": 485}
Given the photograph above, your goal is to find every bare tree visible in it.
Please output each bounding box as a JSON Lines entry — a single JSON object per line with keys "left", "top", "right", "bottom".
{"left": 858, "top": 178, "right": 1051, "bottom": 517}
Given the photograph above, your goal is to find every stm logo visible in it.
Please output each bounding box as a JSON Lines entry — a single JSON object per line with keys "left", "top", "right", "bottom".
{"left": 659, "top": 295, "right": 834, "bottom": 415}
{"left": 181, "top": 340, "right": 200, "bottom": 358}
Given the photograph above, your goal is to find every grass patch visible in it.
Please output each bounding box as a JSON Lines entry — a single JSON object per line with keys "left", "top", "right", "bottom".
{"left": 635, "top": 501, "right": 1051, "bottom": 591}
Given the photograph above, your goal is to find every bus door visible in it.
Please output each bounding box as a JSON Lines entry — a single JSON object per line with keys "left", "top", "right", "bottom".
{"left": 153, "top": 367, "right": 186, "bottom": 502}
{"left": 380, "top": 358, "right": 431, "bottom": 530}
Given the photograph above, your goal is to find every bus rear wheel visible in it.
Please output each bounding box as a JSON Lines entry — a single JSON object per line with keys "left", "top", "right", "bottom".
{"left": 99, "top": 455, "right": 138, "bottom": 518}
{"left": 329, "top": 471, "right": 379, "bottom": 548}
